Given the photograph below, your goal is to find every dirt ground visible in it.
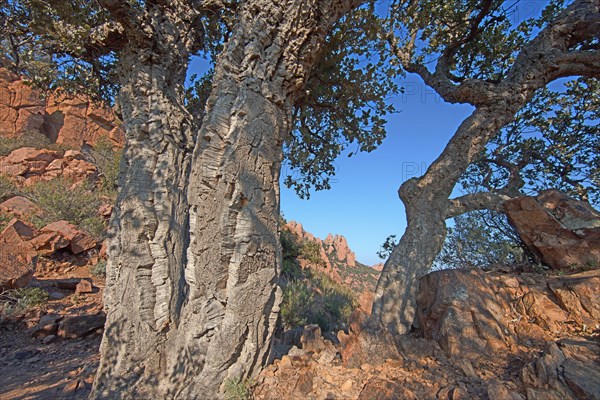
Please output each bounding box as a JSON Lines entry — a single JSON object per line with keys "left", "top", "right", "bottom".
{"left": 0, "top": 259, "right": 104, "bottom": 400}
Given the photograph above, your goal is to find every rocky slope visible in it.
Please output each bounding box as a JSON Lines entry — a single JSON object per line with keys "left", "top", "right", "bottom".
{"left": 0, "top": 71, "right": 120, "bottom": 399}
{"left": 255, "top": 268, "right": 600, "bottom": 400}
{"left": 284, "top": 220, "right": 380, "bottom": 301}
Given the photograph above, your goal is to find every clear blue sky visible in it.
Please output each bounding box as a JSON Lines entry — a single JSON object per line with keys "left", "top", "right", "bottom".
{"left": 280, "top": 81, "right": 474, "bottom": 265}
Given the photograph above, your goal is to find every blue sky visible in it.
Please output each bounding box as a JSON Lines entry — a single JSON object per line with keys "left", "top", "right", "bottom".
{"left": 280, "top": 79, "right": 474, "bottom": 265}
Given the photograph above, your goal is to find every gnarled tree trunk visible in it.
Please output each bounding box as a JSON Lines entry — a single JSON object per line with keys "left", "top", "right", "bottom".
{"left": 92, "top": 1, "right": 361, "bottom": 398}
{"left": 371, "top": 0, "right": 600, "bottom": 337}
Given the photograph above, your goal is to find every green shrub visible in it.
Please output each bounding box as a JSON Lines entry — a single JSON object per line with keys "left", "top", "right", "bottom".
{"left": 0, "top": 175, "right": 21, "bottom": 203}
{"left": 280, "top": 280, "right": 313, "bottom": 329}
{"left": 0, "top": 212, "right": 11, "bottom": 232}
{"left": 0, "top": 130, "right": 66, "bottom": 157}
{"left": 89, "top": 137, "right": 122, "bottom": 198}
{"left": 26, "top": 177, "right": 106, "bottom": 240}
{"left": 281, "top": 229, "right": 300, "bottom": 260}
{"left": 282, "top": 258, "right": 302, "bottom": 281}
{"left": 91, "top": 260, "right": 107, "bottom": 278}
{"left": 0, "top": 287, "right": 49, "bottom": 321}
{"left": 300, "top": 240, "right": 325, "bottom": 266}
{"left": 280, "top": 272, "right": 356, "bottom": 332}
{"left": 223, "top": 378, "right": 253, "bottom": 400}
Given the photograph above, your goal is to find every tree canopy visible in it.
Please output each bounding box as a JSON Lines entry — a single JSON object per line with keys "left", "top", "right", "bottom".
{"left": 0, "top": 0, "right": 400, "bottom": 198}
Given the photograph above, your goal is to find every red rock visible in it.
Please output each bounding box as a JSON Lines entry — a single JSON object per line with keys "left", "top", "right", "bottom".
{"left": 0, "top": 69, "right": 45, "bottom": 135}
{"left": 75, "top": 279, "right": 93, "bottom": 294}
{"left": 0, "top": 220, "right": 37, "bottom": 289}
{"left": 416, "top": 269, "right": 512, "bottom": 358}
{"left": 548, "top": 270, "right": 600, "bottom": 324}
{"left": 55, "top": 278, "right": 83, "bottom": 290}
{"left": 4, "top": 147, "right": 61, "bottom": 164}
{"left": 358, "top": 378, "right": 413, "bottom": 400}
{"left": 0, "top": 196, "right": 43, "bottom": 220}
{"left": 562, "top": 358, "right": 600, "bottom": 400}
{"left": 29, "top": 232, "right": 70, "bottom": 256}
{"left": 31, "top": 314, "right": 62, "bottom": 337}
{"left": 57, "top": 313, "right": 106, "bottom": 339}
{"left": 300, "top": 324, "right": 329, "bottom": 354}
{"left": 338, "top": 310, "right": 400, "bottom": 368}
{"left": 61, "top": 158, "right": 98, "bottom": 182}
{"left": 99, "top": 240, "right": 108, "bottom": 258}
{"left": 504, "top": 190, "right": 600, "bottom": 270}
{"left": 0, "top": 67, "right": 125, "bottom": 147}
{"left": 41, "top": 220, "right": 97, "bottom": 254}
{"left": 1, "top": 218, "right": 36, "bottom": 241}
{"left": 417, "top": 269, "right": 600, "bottom": 360}
{"left": 98, "top": 204, "right": 113, "bottom": 218}
{"left": 0, "top": 158, "right": 28, "bottom": 176}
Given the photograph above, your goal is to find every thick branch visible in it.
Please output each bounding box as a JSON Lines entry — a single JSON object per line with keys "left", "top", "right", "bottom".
{"left": 548, "top": 50, "right": 600, "bottom": 79}
{"left": 445, "top": 192, "right": 512, "bottom": 219}
{"left": 389, "top": 38, "right": 497, "bottom": 105}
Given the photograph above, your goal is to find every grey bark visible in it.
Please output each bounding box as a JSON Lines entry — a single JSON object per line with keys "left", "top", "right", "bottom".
{"left": 92, "top": 1, "right": 362, "bottom": 398}
{"left": 372, "top": 0, "right": 600, "bottom": 337}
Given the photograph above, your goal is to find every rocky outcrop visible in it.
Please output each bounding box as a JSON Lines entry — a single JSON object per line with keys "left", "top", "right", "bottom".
{"left": 57, "top": 313, "right": 106, "bottom": 339}
{"left": 283, "top": 221, "right": 378, "bottom": 296}
{"left": 0, "top": 147, "right": 98, "bottom": 187}
{"left": 0, "top": 68, "right": 124, "bottom": 147}
{"left": 504, "top": 190, "right": 600, "bottom": 270}
{"left": 256, "top": 268, "right": 600, "bottom": 400}
{"left": 0, "top": 196, "right": 43, "bottom": 220}
{"left": 324, "top": 233, "right": 356, "bottom": 267}
{"left": 0, "top": 219, "right": 37, "bottom": 289}
{"left": 40, "top": 221, "right": 97, "bottom": 255}
{"left": 416, "top": 269, "right": 600, "bottom": 358}
{"left": 0, "top": 69, "right": 45, "bottom": 136}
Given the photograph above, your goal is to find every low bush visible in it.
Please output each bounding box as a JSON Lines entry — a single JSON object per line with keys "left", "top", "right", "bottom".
{"left": 300, "top": 240, "right": 325, "bottom": 266}
{"left": 223, "top": 378, "right": 253, "bottom": 400}
{"left": 0, "top": 130, "right": 66, "bottom": 157}
{"left": 88, "top": 137, "right": 122, "bottom": 198}
{"left": 0, "top": 287, "right": 49, "bottom": 321}
{"left": 280, "top": 271, "right": 356, "bottom": 332}
{"left": 26, "top": 177, "right": 106, "bottom": 240}
{"left": 91, "top": 260, "right": 107, "bottom": 277}
{"left": 0, "top": 175, "right": 21, "bottom": 203}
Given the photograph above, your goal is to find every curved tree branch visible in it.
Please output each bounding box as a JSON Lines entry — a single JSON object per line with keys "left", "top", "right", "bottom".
{"left": 445, "top": 192, "right": 513, "bottom": 219}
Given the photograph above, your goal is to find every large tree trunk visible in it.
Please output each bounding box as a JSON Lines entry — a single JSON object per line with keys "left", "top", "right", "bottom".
{"left": 90, "top": 43, "right": 197, "bottom": 398}
{"left": 92, "top": 1, "right": 361, "bottom": 398}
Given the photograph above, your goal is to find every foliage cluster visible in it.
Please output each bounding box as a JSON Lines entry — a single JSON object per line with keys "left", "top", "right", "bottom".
{"left": 0, "top": 287, "right": 48, "bottom": 322}
{"left": 87, "top": 137, "right": 122, "bottom": 199}
{"left": 280, "top": 272, "right": 356, "bottom": 332}
{"left": 464, "top": 78, "right": 600, "bottom": 206}
{"left": 223, "top": 377, "right": 254, "bottom": 400}
{"left": 433, "top": 211, "right": 532, "bottom": 271}
{"left": 25, "top": 177, "right": 105, "bottom": 240}
{"left": 284, "top": 7, "right": 400, "bottom": 198}
{"left": 0, "top": 134, "right": 123, "bottom": 239}
{"left": 0, "top": 130, "right": 67, "bottom": 157}
{"left": 300, "top": 240, "right": 326, "bottom": 267}
{"left": 91, "top": 260, "right": 107, "bottom": 278}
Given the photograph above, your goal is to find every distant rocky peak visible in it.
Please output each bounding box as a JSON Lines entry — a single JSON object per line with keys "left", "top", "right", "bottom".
{"left": 284, "top": 220, "right": 356, "bottom": 268}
